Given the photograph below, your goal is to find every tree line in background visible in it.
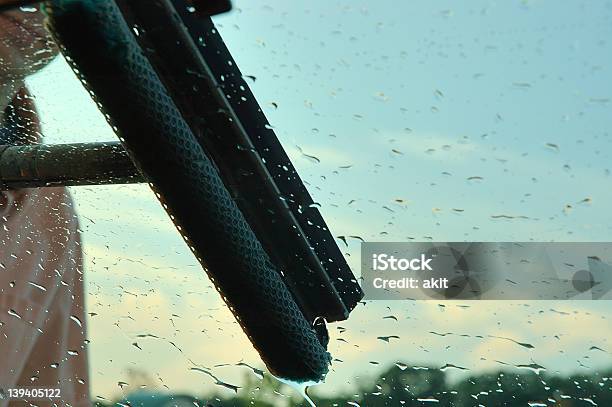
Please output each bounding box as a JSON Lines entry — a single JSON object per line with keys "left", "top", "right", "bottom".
{"left": 95, "top": 363, "right": 612, "bottom": 406}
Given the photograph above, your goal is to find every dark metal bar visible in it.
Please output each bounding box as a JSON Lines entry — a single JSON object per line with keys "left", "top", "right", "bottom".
{"left": 0, "top": 0, "right": 41, "bottom": 12}
{"left": 0, "top": 141, "right": 144, "bottom": 189}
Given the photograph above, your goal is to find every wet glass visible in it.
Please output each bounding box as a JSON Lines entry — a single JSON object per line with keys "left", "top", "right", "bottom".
{"left": 1, "top": 0, "right": 610, "bottom": 405}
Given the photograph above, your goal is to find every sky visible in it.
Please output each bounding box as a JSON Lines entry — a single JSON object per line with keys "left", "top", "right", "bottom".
{"left": 23, "top": 0, "right": 612, "bottom": 402}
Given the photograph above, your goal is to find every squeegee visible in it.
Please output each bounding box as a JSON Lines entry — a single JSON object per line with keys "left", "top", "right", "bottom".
{"left": 0, "top": 0, "right": 364, "bottom": 382}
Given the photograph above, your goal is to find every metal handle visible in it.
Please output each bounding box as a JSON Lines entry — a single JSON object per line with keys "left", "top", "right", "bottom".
{"left": 0, "top": 141, "right": 144, "bottom": 190}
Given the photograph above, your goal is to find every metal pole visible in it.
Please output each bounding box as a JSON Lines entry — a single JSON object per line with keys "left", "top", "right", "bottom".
{"left": 0, "top": 141, "right": 144, "bottom": 190}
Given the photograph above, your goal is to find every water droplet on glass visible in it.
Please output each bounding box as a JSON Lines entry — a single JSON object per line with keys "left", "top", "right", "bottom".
{"left": 70, "top": 315, "right": 83, "bottom": 328}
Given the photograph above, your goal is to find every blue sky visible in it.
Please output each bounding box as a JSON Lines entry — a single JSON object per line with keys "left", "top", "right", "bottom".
{"left": 24, "top": 0, "right": 612, "bottom": 402}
